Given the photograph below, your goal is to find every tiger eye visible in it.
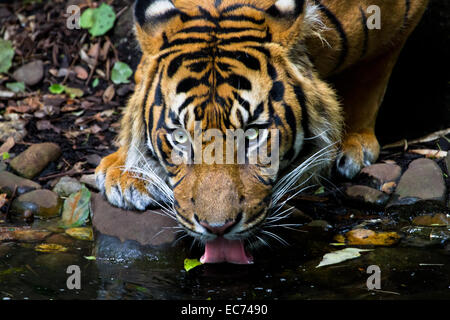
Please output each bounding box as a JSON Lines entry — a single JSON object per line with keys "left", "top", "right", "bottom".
{"left": 173, "top": 129, "right": 189, "bottom": 144}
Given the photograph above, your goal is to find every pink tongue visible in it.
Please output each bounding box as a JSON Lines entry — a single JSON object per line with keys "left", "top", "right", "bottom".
{"left": 200, "top": 237, "right": 253, "bottom": 264}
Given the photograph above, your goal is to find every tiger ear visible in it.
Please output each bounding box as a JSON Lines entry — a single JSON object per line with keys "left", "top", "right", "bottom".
{"left": 265, "top": 0, "right": 306, "bottom": 45}
{"left": 134, "top": 0, "right": 180, "bottom": 52}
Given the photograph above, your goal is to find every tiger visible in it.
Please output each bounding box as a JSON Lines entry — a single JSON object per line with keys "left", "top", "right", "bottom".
{"left": 95, "top": 0, "right": 429, "bottom": 264}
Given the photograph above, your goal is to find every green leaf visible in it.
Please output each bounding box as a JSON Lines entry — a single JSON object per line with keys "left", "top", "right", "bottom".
{"left": 184, "top": 258, "right": 202, "bottom": 272}
{"left": 60, "top": 186, "right": 92, "bottom": 228}
{"left": 80, "top": 8, "right": 95, "bottom": 29}
{"left": 49, "top": 83, "right": 65, "bottom": 94}
{"left": 6, "top": 82, "right": 25, "bottom": 93}
{"left": 92, "top": 78, "right": 99, "bottom": 88}
{"left": 63, "top": 86, "right": 84, "bottom": 98}
{"left": 84, "top": 256, "right": 97, "bottom": 261}
{"left": 2, "top": 152, "right": 10, "bottom": 160}
{"left": 314, "top": 186, "right": 325, "bottom": 195}
{"left": 0, "top": 39, "right": 15, "bottom": 74}
{"left": 111, "top": 61, "right": 133, "bottom": 85}
{"left": 83, "top": 3, "right": 116, "bottom": 37}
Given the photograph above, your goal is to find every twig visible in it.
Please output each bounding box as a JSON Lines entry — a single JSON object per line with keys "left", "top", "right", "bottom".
{"left": 382, "top": 128, "right": 450, "bottom": 150}
{"left": 38, "top": 169, "right": 95, "bottom": 182}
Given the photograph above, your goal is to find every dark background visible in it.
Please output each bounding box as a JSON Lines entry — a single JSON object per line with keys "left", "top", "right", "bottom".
{"left": 376, "top": 0, "right": 450, "bottom": 144}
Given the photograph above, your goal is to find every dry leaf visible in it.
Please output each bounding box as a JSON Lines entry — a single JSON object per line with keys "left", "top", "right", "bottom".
{"left": 0, "top": 136, "right": 15, "bottom": 154}
{"left": 102, "top": 84, "right": 115, "bottom": 103}
{"left": 335, "top": 229, "right": 401, "bottom": 246}
{"left": 316, "top": 248, "right": 373, "bottom": 268}
{"left": 0, "top": 194, "right": 7, "bottom": 208}
{"left": 74, "top": 65, "right": 88, "bottom": 80}
{"left": 409, "top": 149, "right": 447, "bottom": 159}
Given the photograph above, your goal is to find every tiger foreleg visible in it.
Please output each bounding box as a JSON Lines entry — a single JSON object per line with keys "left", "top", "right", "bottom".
{"left": 95, "top": 147, "right": 170, "bottom": 211}
{"left": 333, "top": 46, "right": 403, "bottom": 179}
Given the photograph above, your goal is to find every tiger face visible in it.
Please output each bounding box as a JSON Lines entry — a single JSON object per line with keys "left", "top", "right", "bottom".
{"left": 102, "top": 0, "right": 342, "bottom": 263}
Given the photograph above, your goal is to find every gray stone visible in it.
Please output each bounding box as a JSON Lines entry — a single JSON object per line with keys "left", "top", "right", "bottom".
{"left": 388, "top": 158, "right": 446, "bottom": 210}
{"left": 12, "top": 189, "right": 63, "bottom": 219}
{"left": 345, "top": 185, "right": 390, "bottom": 207}
{"left": 52, "top": 176, "right": 82, "bottom": 197}
{"left": 9, "top": 142, "right": 61, "bottom": 179}
{"left": 91, "top": 193, "right": 178, "bottom": 247}
{"left": 80, "top": 174, "right": 98, "bottom": 191}
{"left": 12, "top": 60, "right": 44, "bottom": 86}
{"left": 0, "top": 161, "right": 6, "bottom": 172}
{"left": 0, "top": 171, "right": 41, "bottom": 196}
{"left": 0, "top": 117, "right": 27, "bottom": 142}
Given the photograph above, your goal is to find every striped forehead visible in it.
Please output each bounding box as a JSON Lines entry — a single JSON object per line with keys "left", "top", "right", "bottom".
{"left": 156, "top": 6, "right": 273, "bottom": 130}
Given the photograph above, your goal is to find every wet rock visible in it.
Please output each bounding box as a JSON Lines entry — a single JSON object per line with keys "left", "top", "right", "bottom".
{"left": 52, "top": 176, "right": 82, "bottom": 197}
{"left": 11, "top": 189, "right": 63, "bottom": 219}
{"left": 0, "top": 227, "right": 51, "bottom": 242}
{"left": 387, "top": 158, "right": 447, "bottom": 210}
{"left": 412, "top": 213, "right": 450, "bottom": 226}
{"left": 9, "top": 142, "right": 62, "bottom": 179}
{"left": 34, "top": 253, "right": 78, "bottom": 272}
{"left": 401, "top": 226, "right": 450, "bottom": 247}
{"left": 80, "top": 174, "right": 99, "bottom": 191}
{"left": 0, "top": 116, "right": 27, "bottom": 142}
{"left": 307, "top": 220, "right": 332, "bottom": 230}
{"left": 45, "top": 233, "right": 75, "bottom": 246}
{"left": 0, "top": 171, "right": 41, "bottom": 197}
{"left": 345, "top": 185, "right": 390, "bottom": 207}
{"left": 91, "top": 193, "right": 178, "bottom": 247}
{"left": 359, "top": 163, "right": 402, "bottom": 189}
{"left": 12, "top": 60, "right": 44, "bottom": 86}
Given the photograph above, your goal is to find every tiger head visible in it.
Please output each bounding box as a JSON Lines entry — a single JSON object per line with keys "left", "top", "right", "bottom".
{"left": 129, "top": 0, "right": 342, "bottom": 263}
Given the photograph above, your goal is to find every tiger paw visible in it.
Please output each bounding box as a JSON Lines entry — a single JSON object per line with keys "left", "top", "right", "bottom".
{"left": 95, "top": 148, "right": 160, "bottom": 211}
{"left": 335, "top": 131, "right": 380, "bottom": 179}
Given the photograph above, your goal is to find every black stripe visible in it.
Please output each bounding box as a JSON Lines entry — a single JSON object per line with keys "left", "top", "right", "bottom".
{"left": 177, "top": 77, "right": 202, "bottom": 94}
{"left": 243, "top": 207, "right": 267, "bottom": 225}
{"left": 220, "top": 15, "right": 265, "bottom": 25}
{"left": 359, "top": 6, "right": 369, "bottom": 59}
{"left": 283, "top": 103, "right": 297, "bottom": 160}
{"left": 403, "top": 0, "right": 411, "bottom": 27}
{"left": 219, "top": 50, "right": 261, "bottom": 70}
{"left": 314, "top": 0, "right": 348, "bottom": 72}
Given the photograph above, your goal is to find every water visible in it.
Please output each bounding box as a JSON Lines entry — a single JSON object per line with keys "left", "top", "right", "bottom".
{"left": 1, "top": 206, "right": 450, "bottom": 300}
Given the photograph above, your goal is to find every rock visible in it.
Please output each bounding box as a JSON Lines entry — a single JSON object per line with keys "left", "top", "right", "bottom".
{"left": 85, "top": 154, "right": 102, "bottom": 167}
{"left": 0, "top": 161, "right": 6, "bottom": 172}
{"left": 9, "top": 142, "right": 62, "bottom": 179}
{"left": 0, "top": 171, "right": 41, "bottom": 197}
{"left": 11, "top": 189, "right": 63, "bottom": 219}
{"left": 65, "top": 227, "right": 93, "bottom": 241}
{"left": 80, "top": 174, "right": 98, "bottom": 191}
{"left": 307, "top": 220, "right": 332, "bottom": 230}
{"left": 45, "top": 233, "right": 75, "bottom": 246}
{"left": 12, "top": 60, "right": 44, "bottom": 86}
{"left": 0, "top": 227, "right": 51, "bottom": 242}
{"left": 401, "top": 226, "right": 450, "bottom": 247}
{"left": 412, "top": 213, "right": 450, "bottom": 226}
{"left": 91, "top": 193, "right": 178, "bottom": 247}
{"left": 0, "top": 117, "right": 27, "bottom": 142}
{"left": 52, "top": 176, "right": 82, "bottom": 197}
{"left": 345, "top": 185, "right": 390, "bottom": 207}
{"left": 358, "top": 163, "right": 402, "bottom": 189}
{"left": 387, "top": 158, "right": 447, "bottom": 210}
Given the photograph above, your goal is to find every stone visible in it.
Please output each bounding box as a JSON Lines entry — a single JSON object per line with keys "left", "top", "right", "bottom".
{"left": 0, "top": 117, "right": 27, "bottom": 142}
{"left": 12, "top": 60, "right": 44, "bottom": 86}
{"left": 0, "top": 227, "right": 51, "bottom": 242}
{"left": 0, "top": 161, "right": 6, "bottom": 172}
{"left": 91, "top": 193, "right": 178, "bottom": 247}
{"left": 45, "top": 233, "right": 75, "bottom": 246}
{"left": 387, "top": 158, "right": 447, "bottom": 210}
{"left": 52, "top": 176, "right": 82, "bottom": 197}
{"left": 11, "top": 189, "right": 63, "bottom": 219}
{"left": 358, "top": 163, "right": 402, "bottom": 189}
{"left": 0, "top": 171, "right": 41, "bottom": 197}
{"left": 9, "top": 142, "right": 62, "bottom": 179}
{"left": 80, "top": 174, "right": 98, "bottom": 191}
{"left": 412, "top": 213, "right": 450, "bottom": 226}
{"left": 345, "top": 185, "right": 390, "bottom": 207}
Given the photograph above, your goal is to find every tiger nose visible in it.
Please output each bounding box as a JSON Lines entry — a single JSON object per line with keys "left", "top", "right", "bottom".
{"left": 198, "top": 214, "right": 242, "bottom": 235}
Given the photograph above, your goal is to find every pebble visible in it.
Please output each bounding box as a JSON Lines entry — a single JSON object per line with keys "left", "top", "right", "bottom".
{"left": 0, "top": 171, "right": 41, "bottom": 197}
{"left": 9, "top": 142, "right": 62, "bottom": 179}
{"left": 52, "top": 176, "right": 82, "bottom": 197}
{"left": 345, "top": 185, "right": 390, "bottom": 207}
{"left": 80, "top": 174, "right": 98, "bottom": 191}
{"left": 12, "top": 60, "right": 44, "bottom": 86}
{"left": 412, "top": 213, "right": 450, "bottom": 226}
{"left": 387, "top": 158, "right": 446, "bottom": 209}
{"left": 0, "top": 161, "right": 6, "bottom": 172}
{"left": 0, "top": 116, "right": 27, "bottom": 142}
{"left": 12, "top": 189, "right": 63, "bottom": 219}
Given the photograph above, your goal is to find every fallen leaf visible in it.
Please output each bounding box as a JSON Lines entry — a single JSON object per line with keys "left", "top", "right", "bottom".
{"left": 35, "top": 243, "right": 68, "bottom": 253}
{"left": 335, "top": 229, "right": 401, "bottom": 246}
{"left": 74, "top": 66, "right": 88, "bottom": 80}
{"left": 102, "top": 84, "right": 115, "bottom": 103}
{"left": 316, "top": 248, "right": 373, "bottom": 268}
{"left": 60, "top": 185, "right": 91, "bottom": 228}
{"left": 0, "top": 136, "right": 15, "bottom": 155}
{"left": 409, "top": 149, "right": 447, "bottom": 159}
{"left": 184, "top": 258, "right": 202, "bottom": 272}
{"left": 65, "top": 227, "right": 93, "bottom": 241}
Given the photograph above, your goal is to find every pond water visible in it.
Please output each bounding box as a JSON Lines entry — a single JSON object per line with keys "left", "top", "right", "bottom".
{"left": 1, "top": 193, "right": 449, "bottom": 300}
